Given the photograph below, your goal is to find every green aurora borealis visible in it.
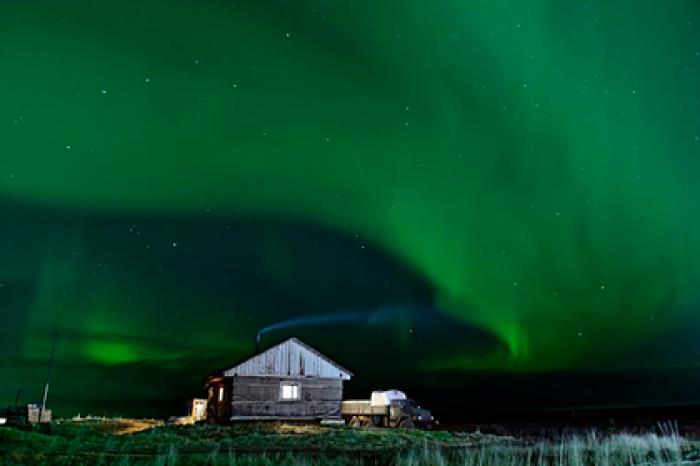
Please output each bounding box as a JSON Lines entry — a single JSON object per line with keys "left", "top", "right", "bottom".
{"left": 2, "top": 0, "right": 700, "bottom": 415}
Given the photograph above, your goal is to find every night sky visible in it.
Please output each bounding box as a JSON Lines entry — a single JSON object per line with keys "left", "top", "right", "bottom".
{"left": 2, "top": 1, "right": 700, "bottom": 418}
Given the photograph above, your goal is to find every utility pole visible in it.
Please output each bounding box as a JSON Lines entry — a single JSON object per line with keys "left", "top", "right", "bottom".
{"left": 39, "top": 332, "right": 58, "bottom": 423}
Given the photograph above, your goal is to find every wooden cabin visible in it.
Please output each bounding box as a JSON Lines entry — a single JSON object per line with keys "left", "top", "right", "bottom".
{"left": 205, "top": 337, "right": 353, "bottom": 423}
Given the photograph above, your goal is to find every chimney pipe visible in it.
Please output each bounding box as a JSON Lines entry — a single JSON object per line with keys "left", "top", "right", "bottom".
{"left": 255, "top": 331, "right": 261, "bottom": 353}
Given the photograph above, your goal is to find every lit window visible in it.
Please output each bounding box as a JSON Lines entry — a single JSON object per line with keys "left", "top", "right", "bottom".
{"left": 218, "top": 386, "right": 224, "bottom": 401}
{"left": 280, "top": 382, "right": 300, "bottom": 400}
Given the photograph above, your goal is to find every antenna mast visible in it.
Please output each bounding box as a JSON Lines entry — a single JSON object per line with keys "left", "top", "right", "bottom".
{"left": 15, "top": 387, "right": 22, "bottom": 408}
{"left": 39, "top": 332, "right": 58, "bottom": 423}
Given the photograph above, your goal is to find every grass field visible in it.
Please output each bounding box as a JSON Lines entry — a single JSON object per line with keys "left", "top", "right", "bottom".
{"left": 1, "top": 420, "right": 698, "bottom": 465}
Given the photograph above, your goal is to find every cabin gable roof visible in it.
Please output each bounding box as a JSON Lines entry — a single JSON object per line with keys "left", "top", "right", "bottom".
{"left": 223, "top": 337, "right": 352, "bottom": 380}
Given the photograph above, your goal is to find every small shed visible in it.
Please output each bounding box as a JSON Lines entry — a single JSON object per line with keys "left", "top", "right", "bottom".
{"left": 205, "top": 337, "right": 352, "bottom": 423}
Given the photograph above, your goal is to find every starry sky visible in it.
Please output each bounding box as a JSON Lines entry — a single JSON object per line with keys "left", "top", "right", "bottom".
{"left": 1, "top": 0, "right": 700, "bottom": 418}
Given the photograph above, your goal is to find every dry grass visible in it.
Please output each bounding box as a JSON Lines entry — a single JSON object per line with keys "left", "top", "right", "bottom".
{"left": 0, "top": 419, "right": 697, "bottom": 465}
{"left": 57, "top": 416, "right": 163, "bottom": 435}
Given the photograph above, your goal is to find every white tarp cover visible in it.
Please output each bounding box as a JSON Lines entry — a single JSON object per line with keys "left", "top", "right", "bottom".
{"left": 370, "top": 390, "right": 407, "bottom": 406}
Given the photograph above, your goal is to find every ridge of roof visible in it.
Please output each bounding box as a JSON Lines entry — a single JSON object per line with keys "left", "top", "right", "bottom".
{"left": 219, "top": 336, "right": 353, "bottom": 377}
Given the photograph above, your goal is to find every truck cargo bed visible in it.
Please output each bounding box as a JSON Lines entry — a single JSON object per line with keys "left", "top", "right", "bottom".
{"left": 340, "top": 400, "right": 389, "bottom": 416}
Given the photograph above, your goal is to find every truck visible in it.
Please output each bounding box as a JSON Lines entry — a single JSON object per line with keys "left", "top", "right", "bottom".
{"left": 341, "top": 389, "right": 434, "bottom": 428}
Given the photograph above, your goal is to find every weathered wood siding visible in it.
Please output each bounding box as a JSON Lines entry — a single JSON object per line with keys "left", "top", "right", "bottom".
{"left": 224, "top": 338, "right": 351, "bottom": 380}
{"left": 230, "top": 376, "right": 343, "bottom": 419}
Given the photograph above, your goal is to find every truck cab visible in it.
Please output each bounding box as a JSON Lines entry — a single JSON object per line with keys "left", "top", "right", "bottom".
{"left": 388, "top": 397, "right": 434, "bottom": 428}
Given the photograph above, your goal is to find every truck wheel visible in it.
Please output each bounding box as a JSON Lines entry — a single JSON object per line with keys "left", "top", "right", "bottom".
{"left": 398, "top": 418, "right": 415, "bottom": 429}
{"left": 348, "top": 416, "right": 362, "bottom": 427}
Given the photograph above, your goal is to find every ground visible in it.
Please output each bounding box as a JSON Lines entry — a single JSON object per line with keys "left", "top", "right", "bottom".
{"left": 0, "top": 419, "right": 698, "bottom": 465}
